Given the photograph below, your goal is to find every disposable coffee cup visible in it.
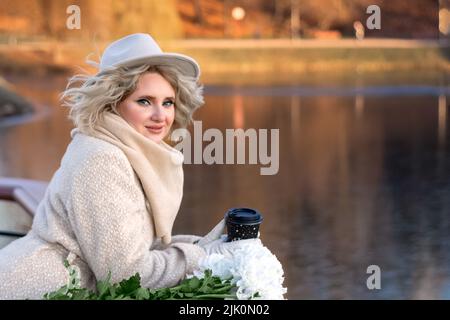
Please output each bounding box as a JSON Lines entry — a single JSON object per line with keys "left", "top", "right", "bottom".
{"left": 225, "top": 208, "right": 263, "bottom": 242}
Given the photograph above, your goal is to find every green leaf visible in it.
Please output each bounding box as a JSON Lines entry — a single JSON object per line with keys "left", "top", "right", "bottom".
{"left": 116, "top": 273, "right": 141, "bottom": 296}
{"left": 186, "top": 277, "right": 201, "bottom": 291}
{"left": 96, "top": 272, "right": 113, "bottom": 298}
{"left": 70, "top": 289, "right": 93, "bottom": 300}
{"left": 63, "top": 259, "right": 70, "bottom": 269}
{"left": 44, "top": 264, "right": 238, "bottom": 300}
{"left": 134, "top": 288, "right": 150, "bottom": 300}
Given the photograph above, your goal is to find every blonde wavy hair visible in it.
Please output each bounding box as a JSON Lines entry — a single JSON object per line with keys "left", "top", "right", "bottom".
{"left": 61, "top": 63, "right": 204, "bottom": 137}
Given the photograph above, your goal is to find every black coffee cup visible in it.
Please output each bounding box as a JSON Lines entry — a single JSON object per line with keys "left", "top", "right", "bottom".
{"left": 225, "top": 208, "right": 263, "bottom": 242}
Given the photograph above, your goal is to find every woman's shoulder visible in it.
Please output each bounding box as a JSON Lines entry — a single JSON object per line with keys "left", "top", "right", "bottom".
{"left": 63, "top": 132, "right": 130, "bottom": 172}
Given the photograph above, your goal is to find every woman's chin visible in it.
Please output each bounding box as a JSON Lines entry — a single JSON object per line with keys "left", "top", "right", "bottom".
{"left": 144, "top": 132, "right": 164, "bottom": 143}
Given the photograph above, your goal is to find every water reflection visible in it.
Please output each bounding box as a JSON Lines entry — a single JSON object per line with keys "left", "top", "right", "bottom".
{"left": 232, "top": 94, "right": 245, "bottom": 129}
{"left": 0, "top": 76, "right": 449, "bottom": 299}
{"left": 439, "top": 94, "right": 447, "bottom": 148}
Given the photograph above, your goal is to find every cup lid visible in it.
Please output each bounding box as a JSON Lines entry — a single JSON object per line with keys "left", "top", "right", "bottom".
{"left": 225, "top": 208, "right": 263, "bottom": 225}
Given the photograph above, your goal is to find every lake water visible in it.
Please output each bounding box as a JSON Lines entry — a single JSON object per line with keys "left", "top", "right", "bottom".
{"left": 0, "top": 73, "right": 449, "bottom": 299}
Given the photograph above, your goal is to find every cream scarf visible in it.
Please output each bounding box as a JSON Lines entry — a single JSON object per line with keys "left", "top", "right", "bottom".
{"left": 71, "top": 112, "right": 184, "bottom": 244}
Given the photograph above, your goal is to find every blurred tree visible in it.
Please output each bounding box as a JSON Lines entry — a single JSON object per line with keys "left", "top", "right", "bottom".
{"left": 0, "top": 0, "right": 183, "bottom": 41}
{"left": 194, "top": 0, "right": 204, "bottom": 26}
{"left": 273, "top": 0, "right": 289, "bottom": 37}
{"left": 290, "top": 0, "right": 301, "bottom": 38}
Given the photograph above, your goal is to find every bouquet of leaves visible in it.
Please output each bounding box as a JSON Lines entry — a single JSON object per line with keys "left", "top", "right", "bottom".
{"left": 44, "top": 261, "right": 237, "bottom": 300}
{"left": 45, "top": 241, "right": 286, "bottom": 300}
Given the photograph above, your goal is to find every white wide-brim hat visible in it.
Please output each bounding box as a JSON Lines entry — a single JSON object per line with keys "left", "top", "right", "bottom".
{"left": 99, "top": 33, "right": 200, "bottom": 79}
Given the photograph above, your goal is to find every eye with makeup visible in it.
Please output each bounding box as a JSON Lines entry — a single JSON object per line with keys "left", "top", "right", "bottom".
{"left": 136, "top": 98, "right": 150, "bottom": 106}
{"left": 137, "top": 98, "right": 175, "bottom": 108}
{"left": 163, "top": 100, "right": 175, "bottom": 108}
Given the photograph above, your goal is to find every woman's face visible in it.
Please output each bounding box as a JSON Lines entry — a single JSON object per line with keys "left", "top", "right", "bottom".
{"left": 117, "top": 72, "right": 176, "bottom": 143}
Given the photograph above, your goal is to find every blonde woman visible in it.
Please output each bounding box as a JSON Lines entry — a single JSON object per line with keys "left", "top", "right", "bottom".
{"left": 0, "top": 33, "right": 251, "bottom": 299}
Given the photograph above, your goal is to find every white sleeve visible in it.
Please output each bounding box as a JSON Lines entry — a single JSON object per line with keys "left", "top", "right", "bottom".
{"left": 67, "top": 151, "right": 206, "bottom": 289}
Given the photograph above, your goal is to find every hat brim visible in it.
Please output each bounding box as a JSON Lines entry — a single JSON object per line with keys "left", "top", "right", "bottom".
{"left": 101, "top": 53, "right": 201, "bottom": 79}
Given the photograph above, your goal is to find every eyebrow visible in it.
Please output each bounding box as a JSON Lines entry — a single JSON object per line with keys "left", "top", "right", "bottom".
{"left": 138, "top": 95, "right": 175, "bottom": 100}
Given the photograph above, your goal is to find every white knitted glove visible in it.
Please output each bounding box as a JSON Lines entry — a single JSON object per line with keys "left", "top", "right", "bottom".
{"left": 203, "top": 236, "right": 262, "bottom": 257}
{"left": 196, "top": 219, "right": 226, "bottom": 247}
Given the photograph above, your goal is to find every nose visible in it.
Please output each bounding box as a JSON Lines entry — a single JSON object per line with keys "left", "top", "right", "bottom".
{"left": 150, "top": 104, "right": 165, "bottom": 122}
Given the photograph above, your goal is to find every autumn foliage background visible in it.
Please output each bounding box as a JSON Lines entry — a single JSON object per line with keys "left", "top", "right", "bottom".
{"left": 0, "top": 0, "right": 443, "bottom": 41}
